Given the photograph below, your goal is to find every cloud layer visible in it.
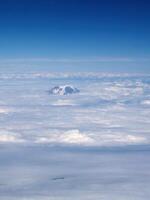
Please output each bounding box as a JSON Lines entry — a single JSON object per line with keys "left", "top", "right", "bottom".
{"left": 0, "top": 72, "right": 150, "bottom": 147}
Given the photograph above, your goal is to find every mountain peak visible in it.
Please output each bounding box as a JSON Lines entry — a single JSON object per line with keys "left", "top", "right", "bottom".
{"left": 49, "top": 85, "right": 80, "bottom": 95}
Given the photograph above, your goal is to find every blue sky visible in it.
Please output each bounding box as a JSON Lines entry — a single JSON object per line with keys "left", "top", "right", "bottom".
{"left": 0, "top": 0, "right": 150, "bottom": 72}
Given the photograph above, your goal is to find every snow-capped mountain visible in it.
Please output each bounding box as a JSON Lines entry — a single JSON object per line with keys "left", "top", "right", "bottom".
{"left": 49, "top": 85, "right": 80, "bottom": 95}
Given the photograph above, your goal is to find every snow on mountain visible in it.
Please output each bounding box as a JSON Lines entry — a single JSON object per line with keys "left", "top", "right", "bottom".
{"left": 49, "top": 85, "right": 80, "bottom": 95}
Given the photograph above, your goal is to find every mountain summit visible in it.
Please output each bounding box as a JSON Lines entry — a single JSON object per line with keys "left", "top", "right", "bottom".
{"left": 49, "top": 85, "right": 80, "bottom": 95}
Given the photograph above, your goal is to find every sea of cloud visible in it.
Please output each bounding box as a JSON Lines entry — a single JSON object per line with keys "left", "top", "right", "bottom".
{"left": 0, "top": 72, "right": 150, "bottom": 147}
{"left": 0, "top": 72, "right": 150, "bottom": 199}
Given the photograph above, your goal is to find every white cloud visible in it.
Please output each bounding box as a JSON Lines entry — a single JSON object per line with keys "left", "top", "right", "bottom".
{"left": 51, "top": 99, "right": 77, "bottom": 106}
{"left": 0, "top": 108, "right": 13, "bottom": 114}
{"left": 34, "top": 129, "right": 147, "bottom": 146}
{"left": 141, "top": 100, "right": 150, "bottom": 105}
{"left": 99, "top": 134, "right": 147, "bottom": 145}
{"left": 35, "top": 129, "right": 94, "bottom": 145}
{"left": 59, "top": 129, "right": 94, "bottom": 144}
{"left": 0, "top": 131, "right": 24, "bottom": 143}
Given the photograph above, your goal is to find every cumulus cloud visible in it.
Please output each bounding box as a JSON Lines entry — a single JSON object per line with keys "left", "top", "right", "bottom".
{"left": 34, "top": 129, "right": 147, "bottom": 147}
{"left": 51, "top": 99, "right": 77, "bottom": 106}
{"left": 0, "top": 131, "right": 24, "bottom": 143}
{"left": 141, "top": 100, "right": 150, "bottom": 105}
{"left": 35, "top": 129, "right": 94, "bottom": 145}
{"left": 0, "top": 108, "right": 13, "bottom": 114}
{"left": 99, "top": 134, "right": 147, "bottom": 145}
{"left": 59, "top": 129, "right": 94, "bottom": 144}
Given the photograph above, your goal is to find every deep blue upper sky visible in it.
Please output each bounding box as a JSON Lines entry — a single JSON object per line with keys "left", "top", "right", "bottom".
{"left": 0, "top": 0, "right": 150, "bottom": 72}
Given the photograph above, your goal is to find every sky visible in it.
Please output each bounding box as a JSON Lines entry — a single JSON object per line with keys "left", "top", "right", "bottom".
{"left": 0, "top": 0, "right": 150, "bottom": 72}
